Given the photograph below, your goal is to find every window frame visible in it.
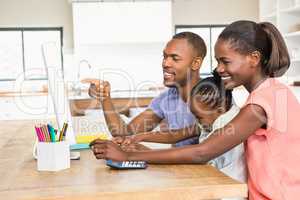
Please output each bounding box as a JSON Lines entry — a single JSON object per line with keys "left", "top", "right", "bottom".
{"left": 175, "top": 24, "right": 227, "bottom": 76}
{"left": 0, "top": 27, "right": 63, "bottom": 81}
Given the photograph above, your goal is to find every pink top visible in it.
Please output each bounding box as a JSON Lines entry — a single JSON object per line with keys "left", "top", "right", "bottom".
{"left": 244, "top": 78, "right": 300, "bottom": 200}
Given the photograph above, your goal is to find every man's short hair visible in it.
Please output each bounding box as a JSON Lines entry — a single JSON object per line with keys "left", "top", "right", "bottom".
{"left": 173, "top": 32, "right": 207, "bottom": 59}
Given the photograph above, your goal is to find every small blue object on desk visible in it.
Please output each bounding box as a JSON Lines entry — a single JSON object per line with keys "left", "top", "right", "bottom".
{"left": 70, "top": 143, "right": 90, "bottom": 151}
{"left": 106, "top": 160, "right": 147, "bottom": 169}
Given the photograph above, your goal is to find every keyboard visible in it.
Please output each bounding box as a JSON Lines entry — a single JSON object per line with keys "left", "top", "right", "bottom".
{"left": 106, "top": 160, "right": 147, "bottom": 169}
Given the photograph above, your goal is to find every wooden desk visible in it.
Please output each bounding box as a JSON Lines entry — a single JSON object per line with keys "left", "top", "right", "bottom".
{"left": 0, "top": 120, "right": 248, "bottom": 200}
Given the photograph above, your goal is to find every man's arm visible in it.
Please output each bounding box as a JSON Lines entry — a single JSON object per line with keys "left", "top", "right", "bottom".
{"left": 114, "top": 125, "right": 198, "bottom": 145}
{"left": 82, "top": 79, "right": 162, "bottom": 136}
{"left": 141, "top": 125, "right": 199, "bottom": 143}
{"left": 103, "top": 101, "right": 162, "bottom": 136}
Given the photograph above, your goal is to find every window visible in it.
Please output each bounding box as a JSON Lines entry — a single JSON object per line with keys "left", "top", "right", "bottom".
{"left": 0, "top": 31, "right": 23, "bottom": 80}
{"left": 175, "top": 25, "right": 226, "bottom": 75}
{"left": 0, "top": 28, "right": 63, "bottom": 81}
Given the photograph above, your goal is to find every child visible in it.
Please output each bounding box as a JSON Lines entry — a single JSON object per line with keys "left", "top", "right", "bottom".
{"left": 91, "top": 74, "right": 247, "bottom": 183}
{"left": 189, "top": 73, "right": 246, "bottom": 183}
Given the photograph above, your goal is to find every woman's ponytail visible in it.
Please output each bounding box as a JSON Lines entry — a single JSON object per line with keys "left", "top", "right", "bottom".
{"left": 259, "top": 22, "right": 290, "bottom": 77}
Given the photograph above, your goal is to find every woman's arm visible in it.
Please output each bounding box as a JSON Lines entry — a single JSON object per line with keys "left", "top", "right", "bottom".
{"left": 91, "top": 104, "right": 267, "bottom": 164}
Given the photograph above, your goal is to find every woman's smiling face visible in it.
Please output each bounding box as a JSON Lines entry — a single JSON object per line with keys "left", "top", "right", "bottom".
{"left": 214, "top": 39, "right": 255, "bottom": 90}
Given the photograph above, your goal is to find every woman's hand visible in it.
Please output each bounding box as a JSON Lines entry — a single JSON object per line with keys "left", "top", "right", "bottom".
{"left": 90, "top": 139, "right": 128, "bottom": 161}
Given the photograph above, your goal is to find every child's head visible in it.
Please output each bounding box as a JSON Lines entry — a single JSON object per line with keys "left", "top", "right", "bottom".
{"left": 215, "top": 20, "right": 290, "bottom": 90}
{"left": 190, "top": 71, "right": 232, "bottom": 130}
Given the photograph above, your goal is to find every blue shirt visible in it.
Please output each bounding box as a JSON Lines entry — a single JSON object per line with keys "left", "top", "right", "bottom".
{"left": 148, "top": 87, "right": 198, "bottom": 147}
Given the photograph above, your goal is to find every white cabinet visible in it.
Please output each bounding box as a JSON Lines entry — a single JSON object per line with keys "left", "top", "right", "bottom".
{"left": 260, "top": 0, "right": 300, "bottom": 84}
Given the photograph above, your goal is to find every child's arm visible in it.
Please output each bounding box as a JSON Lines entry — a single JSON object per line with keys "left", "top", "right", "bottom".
{"left": 91, "top": 104, "right": 266, "bottom": 164}
{"left": 113, "top": 125, "right": 199, "bottom": 145}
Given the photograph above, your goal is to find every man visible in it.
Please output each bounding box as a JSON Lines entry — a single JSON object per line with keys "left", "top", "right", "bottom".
{"left": 83, "top": 32, "right": 206, "bottom": 147}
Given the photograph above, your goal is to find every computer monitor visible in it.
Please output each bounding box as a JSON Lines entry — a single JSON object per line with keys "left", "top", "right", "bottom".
{"left": 41, "top": 42, "right": 76, "bottom": 145}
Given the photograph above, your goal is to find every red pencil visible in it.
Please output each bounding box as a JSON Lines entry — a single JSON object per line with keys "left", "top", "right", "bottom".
{"left": 34, "top": 126, "right": 42, "bottom": 142}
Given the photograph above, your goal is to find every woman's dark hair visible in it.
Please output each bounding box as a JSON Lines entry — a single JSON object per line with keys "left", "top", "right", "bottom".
{"left": 218, "top": 20, "right": 290, "bottom": 77}
{"left": 173, "top": 31, "right": 207, "bottom": 59}
{"left": 191, "top": 70, "right": 232, "bottom": 111}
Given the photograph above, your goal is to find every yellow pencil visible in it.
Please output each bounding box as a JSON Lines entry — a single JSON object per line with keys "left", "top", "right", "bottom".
{"left": 59, "top": 123, "right": 67, "bottom": 141}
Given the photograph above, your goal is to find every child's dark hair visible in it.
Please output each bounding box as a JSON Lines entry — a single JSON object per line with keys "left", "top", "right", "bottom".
{"left": 191, "top": 70, "right": 232, "bottom": 111}
{"left": 218, "top": 20, "right": 290, "bottom": 77}
{"left": 173, "top": 32, "right": 207, "bottom": 59}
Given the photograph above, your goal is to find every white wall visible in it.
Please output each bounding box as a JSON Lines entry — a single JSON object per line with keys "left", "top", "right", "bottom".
{"left": 0, "top": 0, "right": 259, "bottom": 89}
{"left": 172, "top": 0, "right": 259, "bottom": 25}
{"left": 0, "top": 0, "right": 259, "bottom": 51}
{"left": 0, "top": 0, "right": 260, "bottom": 120}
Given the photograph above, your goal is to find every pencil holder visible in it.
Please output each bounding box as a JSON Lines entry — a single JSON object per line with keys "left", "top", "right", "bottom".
{"left": 37, "top": 141, "right": 70, "bottom": 171}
